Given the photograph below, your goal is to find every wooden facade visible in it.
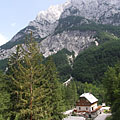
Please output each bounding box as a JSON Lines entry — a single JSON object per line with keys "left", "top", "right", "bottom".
{"left": 76, "top": 97, "right": 91, "bottom": 106}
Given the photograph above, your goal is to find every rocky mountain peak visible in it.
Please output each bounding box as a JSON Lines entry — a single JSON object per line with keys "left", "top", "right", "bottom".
{"left": 30, "top": 1, "right": 71, "bottom": 24}
{"left": 60, "top": 0, "right": 120, "bottom": 24}
{"left": 1, "top": 0, "right": 120, "bottom": 60}
{"left": 71, "top": 0, "right": 119, "bottom": 5}
{"left": 35, "top": 5, "right": 64, "bottom": 23}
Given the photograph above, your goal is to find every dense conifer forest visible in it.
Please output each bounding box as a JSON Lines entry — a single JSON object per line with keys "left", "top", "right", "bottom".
{"left": 0, "top": 30, "right": 120, "bottom": 120}
{"left": 0, "top": 36, "right": 65, "bottom": 120}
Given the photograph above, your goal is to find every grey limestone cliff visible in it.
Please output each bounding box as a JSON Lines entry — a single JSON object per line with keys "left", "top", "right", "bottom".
{"left": 1, "top": 0, "right": 120, "bottom": 60}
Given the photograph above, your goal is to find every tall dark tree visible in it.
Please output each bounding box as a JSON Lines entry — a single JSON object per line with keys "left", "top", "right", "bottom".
{"left": 45, "top": 57, "right": 65, "bottom": 120}
{"left": 103, "top": 64, "right": 120, "bottom": 120}
{"left": 7, "top": 35, "right": 49, "bottom": 120}
{"left": 7, "top": 34, "right": 65, "bottom": 120}
{"left": 63, "top": 81, "right": 78, "bottom": 110}
{"left": 0, "top": 71, "right": 10, "bottom": 120}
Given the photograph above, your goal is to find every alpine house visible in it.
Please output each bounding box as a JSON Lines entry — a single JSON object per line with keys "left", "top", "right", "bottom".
{"left": 74, "top": 93, "right": 102, "bottom": 118}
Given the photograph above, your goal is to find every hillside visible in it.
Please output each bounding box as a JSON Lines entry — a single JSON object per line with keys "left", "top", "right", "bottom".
{"left": 72, "top": 38, "right": 120, "bottom": 83}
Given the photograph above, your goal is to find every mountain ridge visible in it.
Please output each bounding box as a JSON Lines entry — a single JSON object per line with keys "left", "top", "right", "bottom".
{"left": 1, "top": 0, "right": 120, "bottom": 60}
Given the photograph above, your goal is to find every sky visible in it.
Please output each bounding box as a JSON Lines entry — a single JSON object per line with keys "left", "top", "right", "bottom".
{"left": 0, "top": 0, "right": 66, "bottom": 46}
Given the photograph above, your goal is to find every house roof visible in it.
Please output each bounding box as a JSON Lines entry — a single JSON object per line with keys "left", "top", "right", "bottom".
{"left": 80, "top": 93, "right": 98, "bottom": 104}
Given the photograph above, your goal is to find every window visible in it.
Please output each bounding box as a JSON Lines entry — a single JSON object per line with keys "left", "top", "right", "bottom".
{"left": 92, "top": 107, "right": 94, "bottom": 110}
{"left": 86, "top": 107, "right": 88, "bottom": 110}
{"left": 79, "top": 107, "right": 81, "bottom": 110}
{"left": 89, "top": 115, "right": 91, "bottom": 118}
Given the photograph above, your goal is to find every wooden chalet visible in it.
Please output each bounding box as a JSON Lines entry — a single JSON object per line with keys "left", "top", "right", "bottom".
{"left": 74, "top": 93, "right": 102, "bottom": 118}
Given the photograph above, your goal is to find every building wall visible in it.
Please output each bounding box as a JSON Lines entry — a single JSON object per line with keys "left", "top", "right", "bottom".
{"left": 90, "top": 103, "right": 98, "bottom": 111}
{"left": 76, "top": 106, "right": 90, "bottom": 112}
{"left": 76, "top": 103, "right": 97, "bottom": 112}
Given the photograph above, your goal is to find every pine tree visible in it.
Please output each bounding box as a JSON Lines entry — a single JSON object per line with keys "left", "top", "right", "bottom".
{"left": 45, "top": 57, "right": 65, "bottom": 120}
{"left": 64, "top": 81, "right": 78, "bottom": 109}
{"left": 7, "top": 33, "right": 66, "bottom": 120}
{"left": 7, "top": 34, "right": 49, "bottom": 120}
{"left": 103, "top": 64, "right": 120, "bottom": 120}
{"left": 0, "top": 71, "right": 10, "bottom": 120}
{"left": 103, "top": 67, "right": 117, "bottom": 105}
{"left": 71, "top": 81, "right": 78, "bottom": 105}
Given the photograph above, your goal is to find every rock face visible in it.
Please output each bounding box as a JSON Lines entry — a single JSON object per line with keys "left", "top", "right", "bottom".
{"left": 1, "top": 0, "right": 120, "bottom": 60}
{"left": 11, "top": 1, "right": 70, "bottom": 42}
{"left": 0, "top": 46, "right": 17, "bottom": 60}
{"left": 40, "top": 31, "right": 96, "bottom": 57}
{"left": 62, "top": 0, "right": 120, "bottom": 25}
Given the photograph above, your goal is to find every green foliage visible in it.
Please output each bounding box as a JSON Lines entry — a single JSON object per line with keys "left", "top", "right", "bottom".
{"left": 0, "top": 59, "right": 8, "bottom": 71}
{"left": 103, "top": 63, "right": 120, "bottom": 120}
{"left": 63, "top": 81, "right": 78, "bottom": 110}
{"left": 96, "top": 24, "right": 120, "bottom": 37}
{"left": 6, "top": 35, "right": 65, "bottom": 120}
{"left": 72, "top": 39, "right": 120, "bottom": 83}
{"left": 74, "top": 81, "right": 105, "bottom": 104}
{"left": 44, "top": 57, "right": 65, "bottom": 120}
{"left": 63, "top": 80, "right": 105, "bottom": 110}
{"left": 106, "top": 116, "right": 112, "bottom": 120}
{"left": 7, "top": 40, "right": 47, "bottom": 120}
{"left": 95, "top": 31, "right": 118, "bottom": 43}
{"left": 0, "top": 71, "right": 10, "bottom": 120}
{"left": 47, "top": 49, "right": 73, "bottom": 82}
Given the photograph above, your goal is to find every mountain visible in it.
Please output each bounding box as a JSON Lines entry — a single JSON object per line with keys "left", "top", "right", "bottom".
{"left": 1, "top": 0, "right": 120, "bottom": 60}
{"left": 72, "top": 38, "right": 120, "bottom": 83}
{"left": 1, "top": 0, "right": 120, "bottom": 76}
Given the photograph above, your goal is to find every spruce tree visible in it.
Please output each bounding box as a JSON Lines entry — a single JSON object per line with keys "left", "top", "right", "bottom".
{"left": 103, "top": 64, "right": 120, "bottom": 120}
{"left": 7, "top": 35, "right": 49, "bottom": 120}
{"left": 7, "top": 34, "right": 65, "bottom": 120}
{"left": 45, "top": 57, "right": 65, "bottom": 120}
{"left": 0, "top": 71, "right": 10, "bottom": 120}
{"left": 64, "top": 81, "right": 78, "bottom": 109}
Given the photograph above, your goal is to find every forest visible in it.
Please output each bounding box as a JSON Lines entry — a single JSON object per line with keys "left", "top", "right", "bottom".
{"left": 0, "top": 37, "right": 65, "bottom": 120}
{"left": 0, "top": 30, "right": 120, "bottom": 120}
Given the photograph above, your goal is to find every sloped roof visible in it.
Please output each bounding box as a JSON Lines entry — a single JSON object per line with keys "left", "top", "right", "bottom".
{"left": 80, "top": 93, "right": 98, "bottom": 104}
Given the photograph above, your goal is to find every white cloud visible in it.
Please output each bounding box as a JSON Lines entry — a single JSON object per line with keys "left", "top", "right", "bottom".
{"left": 0, "top": 33, "right": 9, "bottom": 46}
{"left": 11, "top": 23, "right": 16, "bottom": 27}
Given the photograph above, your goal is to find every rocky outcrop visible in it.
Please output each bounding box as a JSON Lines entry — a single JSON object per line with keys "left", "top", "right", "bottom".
{"left": 0, "top": 31, "right": 96, "bottom": 60}
{"left": 10, "top": 0, "right": 120, "bottom": 43}
{"left": 40, "top": 31, "right": 96, "bottom": 57}
{"left": 1, "top": 0, "right": 120, "bottom": 60}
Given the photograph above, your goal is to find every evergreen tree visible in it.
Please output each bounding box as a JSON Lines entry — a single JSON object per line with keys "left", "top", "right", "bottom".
{"left": 7, "top": 34, "right": 65, "bottom": 120}
{"left": 64, "top": 81, "right": 78, "bottom": 110}
{"left": 71, "top": 81, "right": 78, "bottom": 105}
{"left": 45, "top": 57, "right": 65, "bottom": 120}
{"left": 103, "top": 64, "right": 120, "bottom": 120}
{"left": 0, "top": 71, "right": 10, "bottom": 120}
{"left": 7, "top": 35, "right": 50, "bottom": 120}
